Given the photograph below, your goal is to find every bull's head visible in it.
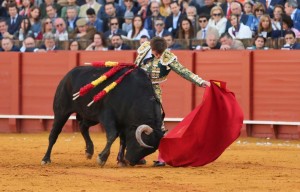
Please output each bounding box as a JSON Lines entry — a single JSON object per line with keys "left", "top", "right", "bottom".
{"left": 125, "top": 124, "right": 164, "bottom": 166}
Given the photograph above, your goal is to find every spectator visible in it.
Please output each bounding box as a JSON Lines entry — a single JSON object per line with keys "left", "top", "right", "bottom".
{"left": 60, "top": 0, "right": 79, "bottom": 19}
{"left": 108, "top": 33, "right": 131, "bottom": 50}
{"left": 40, "top": 32, "right": 61, "bottom": 51}
{"left": 226, "top": 1, "right": 255, "bottom": 31}
{"left": 136, "top": 0, "right": 151, "bottom": 20}
{"left": 0, "top": 19, "right": 12, "bottom": 40}
{"left": 198, "top": 0, "right": 216, "bottom": 16}
{"left": 219, "top": 32, "right": 245, "bottom": 50}
{"left": 208, "top": 6, "right": 227, "bottom": 36}
{"left": 86, "top": 8, "right": 103, "bottom": 33}
{"left": 97, "top": 0, "right": 125, "bottom": 22}
{"left": 66, "top": 6, "right": 79, "bottom": 32}
{"left": 272, "top": 5, "right": 284, "bottom": 31}
{"left": 257, "top": 0, "right": 285, "bottom": 18}
{"left": 100, "top": 2, "right": 124, "bottom": 32}
{"left": 123, "top": 0, "right": 139, "bottom": 15}
{"left": 36, "top": 18, "right": 55, "bottom": 40}
{"left": 19, "top": 0, "right": 32, "bottom": 17}
{"left": 220, "top": 0, "right": 234, "bottom": 19}
{"left": 163, "top": 33, "right": 183, "bottom": 50}
{"left": 228, "top": 14, "right": 252, "bottom": 39}
{"left": 257, "top": 14, "right": 280, "bottom": 38}
{"left": 15, "top": 17, "right": 34, "bottom": 41}
{"left": 139, "top": 34, "right": 149, "bottom": 45}
{"left": 144, "top": 1, "right": 164, "bottom": 31}
{"left": 284, "top": 0, "right": 300, "bottom": 31}
{"left": 243, "top": 1, "right": 253, "bottom": 15}
{"left": 7, "top": 3, "right": 22, "bottom": 36}
{"left": 104, "top": 17, "right": 127, "bottom": 38}
{"left": 165, "top": 1, "right": 186, "bottom": 37}
{"left": 281, "top": 13, "right": 300, "bottom": 38}
{"left": 149, "top": 17, "right": 171, "bottom": 38}
{"left": 160, "top": 0, "right": 171, "bottom": 17}
{"left": 54, "top": 17, "right": 68, "bottom": 41}
{"left": 40, "top": 0, "right": 62, "bottom": 19}
{"left": 21, "top": 36, "right": 37, "bottom": 52}
{"left": 122, "top": 11, "right": 134, "bottom": 33}
{"left": 69, "top": 18, "right": 96, "bottom": 41}
{"left": 197, "top": 31, "right": 221, "bottom": 50}
{"left": 0, "top": 37, "right": 19, "bottom": 52}
{"left": 45, "top": 4, "right": 59, "bottom": 23}
{"left": 29, "top": 6, "right": 42, "bottom": 39}
{"left": 196, "top": 14, "right": 218, "bottom": 40}
{"left": 180, "top": 0, "right": 201, "bottom": 16}
{"left": 247, "top": 35, "right": 269, "bottom": 50}
{"left": 186, "top": 6, "right": 198, "bottom": 32}
{"left": 252, "top": 2, "right": 266, "bottom": 34}
{"left": 127, "top": 15, "right": 150, "bottom": 40}
{"left": 281, "top": 29, "right": 300, "bottom": 49}
{"left": 85, "top": 32, "right": 108, "bottom": 50}
{"left": 78, "top": 0, "right": 101, "bottom": 18}
{"left": 176, "top": 17, "right": 195, "bottom": 39}
{"left": 69, "top": 40, "right": 81, "bottom": 50}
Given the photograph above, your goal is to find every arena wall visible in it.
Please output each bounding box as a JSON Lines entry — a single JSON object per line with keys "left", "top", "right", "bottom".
{"left": 0, "top": 50, "right": 299, "bottom": 139}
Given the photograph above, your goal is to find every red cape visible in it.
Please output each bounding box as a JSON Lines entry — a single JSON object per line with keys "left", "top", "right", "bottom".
{"left": 159, "top": 80, "right": 244, "bottom": 167}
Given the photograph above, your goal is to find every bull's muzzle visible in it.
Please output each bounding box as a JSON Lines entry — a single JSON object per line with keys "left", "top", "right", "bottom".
{"left": 135, "top": 125, "right": 154, "bottom": 148}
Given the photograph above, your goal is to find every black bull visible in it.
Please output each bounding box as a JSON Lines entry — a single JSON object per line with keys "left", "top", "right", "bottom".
{"left": 41, "top": 66, "right": 164, "bottom": 166}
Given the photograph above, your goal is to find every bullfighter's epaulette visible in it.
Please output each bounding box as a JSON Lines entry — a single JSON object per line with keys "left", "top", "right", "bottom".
{"left": 160, "top": 50, "right": 177, "bottom": 66}
{"left": 137, "top": 41, "right": 151, "bottom": 54}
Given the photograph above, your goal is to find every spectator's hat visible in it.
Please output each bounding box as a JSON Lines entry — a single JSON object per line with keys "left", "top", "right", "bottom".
{"left": 124, "top": 11, "right": 134, "bottom": 19}
{"left": 76, "top": 18, "right": 87, "bottom": 27}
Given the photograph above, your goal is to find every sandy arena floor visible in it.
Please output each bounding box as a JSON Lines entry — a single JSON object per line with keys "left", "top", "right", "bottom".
{"left": 0, "top": 132, "right": 300, "bottom": 192}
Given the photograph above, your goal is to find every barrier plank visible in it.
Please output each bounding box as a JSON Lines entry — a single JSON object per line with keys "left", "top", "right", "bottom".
{"left": 20, "top": 52, "right": 78, "bottom": 132}
{"left": 0, "top": 52, "right": 21, "bottom": 132}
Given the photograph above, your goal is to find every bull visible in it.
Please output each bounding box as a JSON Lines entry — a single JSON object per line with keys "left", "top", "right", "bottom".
{"left": 41, "top": 66, "right": 164, "bottom": 166}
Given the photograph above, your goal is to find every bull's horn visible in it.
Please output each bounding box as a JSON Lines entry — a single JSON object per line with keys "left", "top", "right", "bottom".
{"left": 135, "top": 125, "right": 154, "bottom": 148}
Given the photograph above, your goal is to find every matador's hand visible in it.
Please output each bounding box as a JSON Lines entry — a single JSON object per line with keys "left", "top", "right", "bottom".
{"left": 201, "top": 80, "right": 211, "bottom": 88}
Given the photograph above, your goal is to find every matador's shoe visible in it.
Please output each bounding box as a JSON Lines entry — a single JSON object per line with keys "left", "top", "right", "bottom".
{"left": 153, "top": 161, "right": 166, "bottom": 167}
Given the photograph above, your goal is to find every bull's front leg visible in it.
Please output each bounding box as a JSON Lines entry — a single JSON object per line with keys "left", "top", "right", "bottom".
{"left": 97, "top": 129, "right": 118, "bottom": 167}
{"left": 117, "top": 132, "right": 127, "bottom": 167}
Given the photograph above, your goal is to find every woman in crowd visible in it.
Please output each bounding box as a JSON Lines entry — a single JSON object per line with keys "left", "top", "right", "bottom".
{"left": 19, "top": 0, "right": 32, "bottom": 17}
{"left": 160, "top": 0, "right": 171, "bottom": 17}
{"left": 272, "top": 5, "right": 285, "bottom": 31}
{"left": 176, "top": 17, "right": 195, "bottom": 39}
{"left": 127, "top": 15, "right": 149, "bottom": 40}
{"left": 243, "top": 1, "right": 253, "bottom": 15}
{"left": 251, "top": 3, "right": 266, "bottom": 34}
{"left": 35, "top": 18, "right": 55, "bottom": 40}
{"left": 228, "top": 14, "right": 252, "bottom": 39}
{"left": 207, "top": 6, "right": 227, "bottom": 36}
{"left": 29, "top": 6, "right": 42, "bottom": 39}
{"left": 247, "top": 35, "right": 269, "bottom": 50}
{"left": 69, "top": 40, "right": 81, "bottom": 50}
{"left": 85, "top": 32, "right": 108, "bottom": 51}
{"left": 281, "top": 14, "right": 300, "bottom": 38}
{"left": 257, "top": 14, "right": 282, "bottom": 38}
{"left": 15, "top": 17, "right": 34, "bottom": 41}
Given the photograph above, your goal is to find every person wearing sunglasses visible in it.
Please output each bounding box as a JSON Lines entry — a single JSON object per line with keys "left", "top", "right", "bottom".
{"left": 208, "top": 6, "right": 227, "bottom": 36}
{"left": 149, "top": 17, "right": 171, "bottom": 38}
{"left": 251, "top": 2, "right": 266, "bottom": 34}
{"left": 54, "top": 17, "right": 68, "bottom": 41}
{"left": 281, "top": 29, "right": 300, "bottom": 49}
{"left": 196, "top": 14, "right": 218, "bottom": 39}
{"left": 104, "top": 17, "right": 127, "bottom": 38}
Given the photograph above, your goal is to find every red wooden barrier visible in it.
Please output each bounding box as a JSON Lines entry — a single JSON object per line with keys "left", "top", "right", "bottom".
{"left": 20, "top": 52, "right": 78, "bottom": 133}
{"left": 0, "top": 53, "right": 21, "bottom": 133}
{"left": 251, "top": 50, "right": 300, "bottom": 139}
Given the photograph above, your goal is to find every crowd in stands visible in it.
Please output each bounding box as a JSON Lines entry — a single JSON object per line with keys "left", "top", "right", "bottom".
{"left": 0, "top": 0, "right": 300, "bottom": 52}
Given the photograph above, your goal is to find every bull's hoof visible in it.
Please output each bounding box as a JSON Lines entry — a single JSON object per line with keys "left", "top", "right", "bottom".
{"left": 41, "top": 159, "right": 51, "bottom": 165}
{"left": 96, "top": 156, "right": 106, "bottom": 167}
{"left": 117, "top": 161, "right": 127, "bottom": 167}
{"left": 85, "top": 152, "right": 93, "bottom": 159}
